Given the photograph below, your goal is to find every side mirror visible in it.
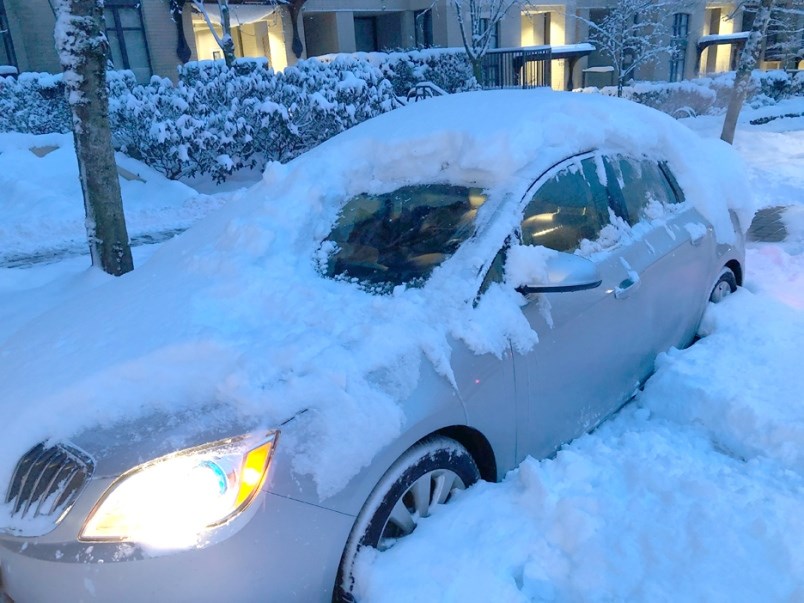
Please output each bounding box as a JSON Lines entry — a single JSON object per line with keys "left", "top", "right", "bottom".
{"left": 506, "top": 245, "right": 602, "bottom": 294}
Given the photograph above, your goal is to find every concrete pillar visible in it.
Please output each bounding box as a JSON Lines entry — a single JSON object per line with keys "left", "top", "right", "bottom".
{"left": 334, "top": 11, "right": 356, "bottom": 53}
{"left": 400, "top": 10, "right": 416, "bottom": 48}
{"left": 266, "top": 10, "right": 292, "bottom": 70}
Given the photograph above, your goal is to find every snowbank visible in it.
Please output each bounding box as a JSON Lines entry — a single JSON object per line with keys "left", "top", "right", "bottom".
{"left": 0, "top": 132, "right": 224, "bottom": 262}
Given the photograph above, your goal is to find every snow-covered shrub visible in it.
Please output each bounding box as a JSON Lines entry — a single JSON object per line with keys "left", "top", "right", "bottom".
{"left": 754, "top": 69, "right": 800, "bottom": 102}
{"left": 108, "top": 57, "right": 397, "bottom": 182}
{"left": 315, "top": 48, "right": 479, "bottom": 97}
{"left": 0, "top": 72, "right": 71, "bottom": 134}
{"left": 579, "top": 69, "right": 803, "bottom": 118}
{"left": 1, "top": 50, "right": 477, "bottom": 181}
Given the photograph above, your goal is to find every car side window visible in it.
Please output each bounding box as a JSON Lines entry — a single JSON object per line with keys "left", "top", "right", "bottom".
{"left": 606, "top": 158, "right": 681, "bottom": 226}
{"left": 521, "top": 158, "right": 610, "bottom": 252}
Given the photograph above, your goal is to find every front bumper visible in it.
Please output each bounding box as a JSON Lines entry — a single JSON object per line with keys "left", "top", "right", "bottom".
{"left": 0, "top": 492, "right": 353, "bottom": 603}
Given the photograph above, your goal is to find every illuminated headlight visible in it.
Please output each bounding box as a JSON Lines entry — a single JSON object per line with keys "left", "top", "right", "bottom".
{"left": 80, "top": 431, "right": 277, "bottom": 548}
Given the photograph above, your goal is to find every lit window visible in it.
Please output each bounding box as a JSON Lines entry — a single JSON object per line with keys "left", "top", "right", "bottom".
{"left": 104, "top": 0, "right": 152, "bottom": 83}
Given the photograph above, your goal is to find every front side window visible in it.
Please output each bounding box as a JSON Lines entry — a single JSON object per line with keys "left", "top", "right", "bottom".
{"left": 104, "top": 0, "right": 152, "bottom": 83}
{"left": 605, "top": 158, "right": 681, "bottom": 226}
{"left": 521, "top": 158, "right": 610, "bottom": 252}
{"left": 324, "top": 184, "right": 488, "bottom": 289}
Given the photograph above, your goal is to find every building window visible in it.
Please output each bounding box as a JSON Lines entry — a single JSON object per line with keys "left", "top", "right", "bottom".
{"left": 0, "top": 0, "right": 17, "bottom": 70}
{"left": 414, "top": 9, "right": 433, "bottom": 48}
{"left": 669, "top": 12, "right": 689, "bottom": 82}
{"left": 104, "top": 0, "right": 152, "bottom": 82}
{"left": 475, "top": 18, "right": 500, "bottom": 50}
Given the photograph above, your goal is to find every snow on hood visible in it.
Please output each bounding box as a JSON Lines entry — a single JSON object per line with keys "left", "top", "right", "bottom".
{"left": 0, "top": 90, "right": 752, "bottom": 502}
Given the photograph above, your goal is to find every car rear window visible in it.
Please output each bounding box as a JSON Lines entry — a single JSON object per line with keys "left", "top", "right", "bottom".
{"left": 606, "top": 158, "right": 681, "bottom": 226}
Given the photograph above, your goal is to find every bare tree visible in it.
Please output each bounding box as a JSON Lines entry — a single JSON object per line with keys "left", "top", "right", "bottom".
{"left": 53, "top": 0, "right": 133, "bottom": 276}
{"left": 720, "top": 0, "right": 775, "bottom": 143}
{"left": 172, "top": 0, "right": 308, "bottom": 66}
{"left": 577, "top": 0, "right": 689, "bottom": 97}
{"left": 448, "top": 0, "right": 522, "bottom": 80}
{"left": 190, "top": 0, "right": 236, "bottom": 66}
{"left": 758, "top": 0, "right": 804, "bottom": 68}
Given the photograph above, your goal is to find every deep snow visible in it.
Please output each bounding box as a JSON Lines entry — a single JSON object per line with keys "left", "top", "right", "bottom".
{"left": 0, "top": 91, "right": 802, "bottom": 600}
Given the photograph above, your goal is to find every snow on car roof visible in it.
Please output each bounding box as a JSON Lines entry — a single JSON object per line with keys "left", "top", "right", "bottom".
{"left": 0, "top": 90, "right": 753, "bottom": 503}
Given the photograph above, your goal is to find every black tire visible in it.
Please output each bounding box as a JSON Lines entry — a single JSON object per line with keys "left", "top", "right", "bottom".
{"left": 333, "top": 436, "right": 481, "bottom": 602}
{"left": 709, "top": 268, "right": 738, "bottom": 303}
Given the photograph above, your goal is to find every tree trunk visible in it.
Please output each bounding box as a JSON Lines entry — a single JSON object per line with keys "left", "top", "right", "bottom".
{"left": 721, "top": 0, "right": 775, "bottom": 144}
{"left": 471, "top": 57, "right": 483, "bottom": 85}
{"left": 218, "top": 0, "right": 236, "bottom": 67}
{"left": 54, "top": 0, "right": 133, "bottom": 276}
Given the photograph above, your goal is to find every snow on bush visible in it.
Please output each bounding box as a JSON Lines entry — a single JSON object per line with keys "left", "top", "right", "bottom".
{"left": 579, "top": 69, "right": 804, "bottom": 118}
{"left": 0, "top": 50, "right": 475, "bottom": 183}
{"left": 315, "top": 48, "right": 478, "bottom": 97}
{"left": 3, "top": 58, "right": 800, "bottom": 182}
{"left": 0, "top": 72, "right": 71, "bottom": 134}
{"left": 108, "top": 57, "right": 398, "bottom": 183}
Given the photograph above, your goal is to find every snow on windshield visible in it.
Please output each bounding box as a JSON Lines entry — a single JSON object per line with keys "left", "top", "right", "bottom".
{"left": 0, "top": 90, "right": 752, "bottom": 501}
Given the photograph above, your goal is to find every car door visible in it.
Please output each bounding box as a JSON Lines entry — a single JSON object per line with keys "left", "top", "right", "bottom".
{"left": 513, "top": 154, "right": 663, "bottom": 461}
{"left": 602, "top": 156, "right": 717, "bottom": 354}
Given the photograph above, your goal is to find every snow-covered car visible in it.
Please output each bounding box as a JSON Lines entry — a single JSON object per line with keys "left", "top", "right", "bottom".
{"left": 0, "top": 90, "right": 749, "bottom": 602}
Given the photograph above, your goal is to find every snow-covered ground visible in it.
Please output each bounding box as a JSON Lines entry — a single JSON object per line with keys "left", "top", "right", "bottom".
{"left": 0, "top": 95, "right": 802, "bottom": 601}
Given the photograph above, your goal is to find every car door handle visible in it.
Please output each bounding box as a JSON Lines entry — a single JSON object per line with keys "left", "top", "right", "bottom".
{"left": 614, "top": 275, "right": 641, "bottom": 299}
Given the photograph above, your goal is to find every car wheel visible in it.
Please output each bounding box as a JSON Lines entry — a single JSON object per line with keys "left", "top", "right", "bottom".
{"left": 709, "top": 268, "right": 738, "bottom": 303}
{"left": 334, "top": 436, "right": 481, "bottom": 602}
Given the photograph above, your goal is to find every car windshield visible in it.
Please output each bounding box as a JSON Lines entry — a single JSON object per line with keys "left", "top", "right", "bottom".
{"left": 323, "top": 184, "right": 487, "bottom": 288}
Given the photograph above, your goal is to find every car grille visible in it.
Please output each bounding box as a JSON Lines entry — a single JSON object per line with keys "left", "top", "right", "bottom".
{"left": 5, "top": 443, "right": 93, "bottom": 529}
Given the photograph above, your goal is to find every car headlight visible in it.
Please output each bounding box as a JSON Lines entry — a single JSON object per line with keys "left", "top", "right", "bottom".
{"left": 80, "top": 431, "right": 278, "bottom": 548}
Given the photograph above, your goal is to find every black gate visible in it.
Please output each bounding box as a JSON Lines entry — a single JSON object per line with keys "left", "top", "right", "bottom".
{"left": 479, "top": 46, "right": 552, "bottom": 89}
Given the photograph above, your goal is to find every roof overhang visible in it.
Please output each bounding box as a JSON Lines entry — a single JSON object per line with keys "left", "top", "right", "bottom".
{"left": 697, "top": 32, "right": 750, "bottom": 51}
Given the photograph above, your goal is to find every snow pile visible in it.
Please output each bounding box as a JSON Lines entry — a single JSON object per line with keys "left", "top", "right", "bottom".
{"left": 0, "top": 91, "right": 751, "bottom": 504}
{"left": 0, "top": 132, "right": 223, "bottom": 262}
{"left": 357, "top": 410, "right": 804, "bottom": 602}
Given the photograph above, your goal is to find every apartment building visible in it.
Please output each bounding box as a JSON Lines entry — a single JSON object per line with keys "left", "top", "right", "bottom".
{"left": 0, "top": 0, "right": 800, "bottom": 86}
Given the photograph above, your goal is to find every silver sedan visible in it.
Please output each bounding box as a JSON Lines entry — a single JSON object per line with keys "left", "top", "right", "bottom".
{"left": 0, "top": 91, "right": 745, "bottom": 602}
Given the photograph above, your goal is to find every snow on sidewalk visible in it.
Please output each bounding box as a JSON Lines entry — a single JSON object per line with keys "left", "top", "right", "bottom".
{"left": 0, "top": 132, "right": 229, "bottom": 264}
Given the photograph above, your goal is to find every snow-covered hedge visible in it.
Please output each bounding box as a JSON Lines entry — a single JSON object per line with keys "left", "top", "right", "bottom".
{"left": 0, "top": 72, "right": 71, "bottom": 134}
{"left": 315, "top": 48, "right": 478, "bottom": 97}
{"left": 0, "top": 50, "right": 476, "bottom": 182}
{"left": 580, "top": 70, "right": 804, "bottom": 118}
{"left": 3, "top": 56, "right": 800, "bottom": 181}
{"left": 107, "top": 57, "right": 397, "bottom": 181}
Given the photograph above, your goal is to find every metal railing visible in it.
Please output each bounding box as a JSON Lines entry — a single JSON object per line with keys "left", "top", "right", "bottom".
{"left": 479, "top": 46, "right": 552, "bottom": 89}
